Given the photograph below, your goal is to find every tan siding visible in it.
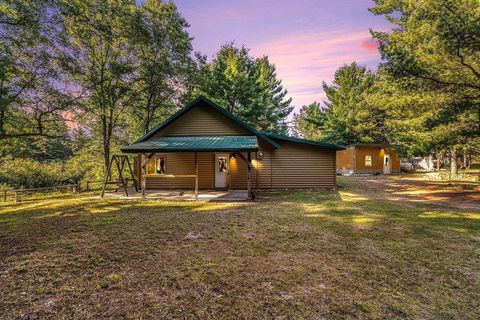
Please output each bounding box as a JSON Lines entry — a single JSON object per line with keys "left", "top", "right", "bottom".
{"left": 155, "top": 102, "right": 251, "bottom": 137}
{"left": 336, "top": 147, "right": 354, "bottom": 171}
{"left": 230, "top": 140, "right": 336, "bottom": 189}
{"left": 257, "top": 140, "right": 274, "bottom": 189}
{"left": 145, "top": 152, "right": 213, "bottom": 189}
{"left": 354, "top": 146, "right": 400, "bottom": 174}
{"left": 198, "top": 153, "right": 214, "bottom": 189}
{"left": 270, "top": 142, "right": 336, "bottom": 188}
{"left": 229, "top": 153, "right": 258, "bottom": 189}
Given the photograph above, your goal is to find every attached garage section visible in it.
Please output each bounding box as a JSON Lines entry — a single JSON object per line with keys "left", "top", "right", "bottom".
{"left": 270, "top": 142, "right": 336, "bottom": 188}
{"left": 228, "top": 139, "right": 337, "bottom": 190}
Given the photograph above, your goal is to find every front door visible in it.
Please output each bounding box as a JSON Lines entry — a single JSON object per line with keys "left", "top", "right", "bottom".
{"left": 383, "top": 154, "right": 391, "bottom": 174}
{"left": 215, "top": 154, "right": 229, "bottom": 188}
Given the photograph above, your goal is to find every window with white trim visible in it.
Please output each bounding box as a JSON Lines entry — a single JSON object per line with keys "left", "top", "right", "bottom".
{"left": 365, "top": 155, "right": 372, "bottom": 167}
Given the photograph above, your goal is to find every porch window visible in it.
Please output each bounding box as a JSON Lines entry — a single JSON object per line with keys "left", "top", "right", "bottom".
{"left": 147, "top": 156, "right": 166, "bottom": 175}
{"left": 365, "top": 155, "right": 372, "bottom": 167}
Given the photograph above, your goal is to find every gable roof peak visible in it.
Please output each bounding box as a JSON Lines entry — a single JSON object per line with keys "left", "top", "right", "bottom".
{"left": 132, "top": 96, "right": 280, "bottom": 149}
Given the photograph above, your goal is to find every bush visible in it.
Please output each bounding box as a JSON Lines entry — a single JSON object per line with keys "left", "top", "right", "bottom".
{"left": 0, "top": 158, "right": 74, "bottom": 189}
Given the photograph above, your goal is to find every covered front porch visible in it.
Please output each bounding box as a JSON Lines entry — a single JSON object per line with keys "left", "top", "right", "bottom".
{"left": 100, "top": 188, "right": 250, "bottom": 202}
{"left": 121, "top": 136, "right": 259, "bottom": 200}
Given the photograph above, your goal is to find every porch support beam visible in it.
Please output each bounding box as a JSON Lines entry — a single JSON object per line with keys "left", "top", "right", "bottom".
{"left": 194, "top": 152, "right": 198, "bottom": 201}
{"left": 234, "top": 151, "right": 255, "bottom": 200}
{"left": 234, "top": 151, "right": 252, "bottom": 169}
{"left": 141, "top": 152, "right": 155, "bottom": 199}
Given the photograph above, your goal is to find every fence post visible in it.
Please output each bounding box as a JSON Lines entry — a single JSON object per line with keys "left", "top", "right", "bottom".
{"left": 86, "top": 181, "right": 90, "bottom": 191}
{"left": 3, "top": 191, "right": 6, "bottom": 202}
{"left": 14, "top": 191, "right": 18, "bottom": 203}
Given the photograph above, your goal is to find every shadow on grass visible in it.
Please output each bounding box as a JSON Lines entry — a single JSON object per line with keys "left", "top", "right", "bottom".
{"left": 276, "top": 189, "right": 480, "bottom": 237}
{"left": 0, "top": 196, "right": 248, "bottom": 259}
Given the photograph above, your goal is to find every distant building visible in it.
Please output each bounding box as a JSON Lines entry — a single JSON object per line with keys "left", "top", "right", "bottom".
{"left": 409, "top": 156, "right": 436, "bottom": 172}
{"left": 336, "top": 143, "right": 400, "bottom": 175}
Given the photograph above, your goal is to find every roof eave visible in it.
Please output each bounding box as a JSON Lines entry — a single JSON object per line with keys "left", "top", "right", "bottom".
{"left": 121, "top": 147, "right": 259, "bottom": 154}
{"left": 262, "top": 132, "right": 345, "bottom": 150}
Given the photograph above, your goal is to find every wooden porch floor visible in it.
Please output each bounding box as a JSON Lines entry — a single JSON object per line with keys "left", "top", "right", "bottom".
{"left": 100, "top": 188, "right": 249, "bottom": 202}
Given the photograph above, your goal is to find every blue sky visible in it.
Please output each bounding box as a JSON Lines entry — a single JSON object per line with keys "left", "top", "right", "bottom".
{"left": 173, "top": 0, "right": 391, "bottom": 113}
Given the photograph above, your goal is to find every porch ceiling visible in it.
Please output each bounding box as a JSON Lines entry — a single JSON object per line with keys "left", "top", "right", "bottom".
{"left": 121, "top": 135, "right": 259, "bottom": 153}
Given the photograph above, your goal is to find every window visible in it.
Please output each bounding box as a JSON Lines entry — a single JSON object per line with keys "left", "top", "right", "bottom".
{"left": 218, "top": 156, "right": 228, "bottom": 172}
{"left": 365, "top": 155, "right": 372, "bottom": 167}
{"left": 147, "top": 156, "right": 166, "bottom": 175}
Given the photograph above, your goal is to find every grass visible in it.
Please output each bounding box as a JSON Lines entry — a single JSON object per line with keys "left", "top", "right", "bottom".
{"left": 0, "top": 177, "right": 479, "bottom": 319}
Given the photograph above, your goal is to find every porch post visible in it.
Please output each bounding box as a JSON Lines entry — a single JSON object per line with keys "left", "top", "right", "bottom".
{"left": 141, "top": 153, "right": 147, "bottom": 199}
{"left": 140, "top": 152, "right": 155, "bottom": 199}
{"left": 195, "top": 152, "right": 199, "bottom": 200}
{"left": 247, "top": 152, "right": 252, "bottom": 200}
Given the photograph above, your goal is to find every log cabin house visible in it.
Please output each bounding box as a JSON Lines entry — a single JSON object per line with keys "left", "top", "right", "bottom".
{"left": 121, "top": 96, "right": 344, "bottom": 199}
{"left": 336, "top": 143, "right": 400, "bottom": 175}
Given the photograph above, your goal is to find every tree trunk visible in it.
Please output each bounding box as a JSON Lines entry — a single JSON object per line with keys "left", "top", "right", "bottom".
{"left": 103, "top": 138, "right": 110, "bottom": 177}
{"left": 463, "top": 152, "right": 468, "bottom": 169}
{"left": 436, "top": 153, "right": 440, "bottom": 172}
{"left": 450, "top": 147, "right": 458, "bottom": 175}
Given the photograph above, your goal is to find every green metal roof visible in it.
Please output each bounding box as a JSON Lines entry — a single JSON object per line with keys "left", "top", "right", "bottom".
{"left": 121, "top": 136, "right": 259, "bottom": 153}
{"left": 132, "top": 96, "right": 280, "bottom": 149}
{"left": 261, "top": 132, "right": 345, "bottom": 150}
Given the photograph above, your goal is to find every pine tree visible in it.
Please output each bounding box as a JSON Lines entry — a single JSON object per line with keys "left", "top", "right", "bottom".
{"left": 294, "top": 63, "right": 387, "bottom": 145}
{"left": 196, "top": 43, "right": 293, "bottom": 133}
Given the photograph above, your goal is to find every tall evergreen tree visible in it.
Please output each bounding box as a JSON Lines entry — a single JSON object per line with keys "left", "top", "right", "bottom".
{"left": 196, "top": 43, "right": 293, "bottom": 133}
{"left": 294, "top": 63, "right": 387, "bottom": 145}
{"left": 369, "top": 0, "right": 480, "bottom": 172}
{"left": 255, "top": 57, "right": 293, "bottom": 133}
{"left": 292, "top": 102, "right": 326, "bottom": 140}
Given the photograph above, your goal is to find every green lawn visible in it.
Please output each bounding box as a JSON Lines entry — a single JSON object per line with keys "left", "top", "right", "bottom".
{"left": 1, "top": 177, "right": 479, "bottom": 319}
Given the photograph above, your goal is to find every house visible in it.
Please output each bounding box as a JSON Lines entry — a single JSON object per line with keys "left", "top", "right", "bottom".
{"left": 336, "top": 143, "right": 400, "bottom": 175}
{"left": 121, "top": 96, "right": 344, "bottom": 199}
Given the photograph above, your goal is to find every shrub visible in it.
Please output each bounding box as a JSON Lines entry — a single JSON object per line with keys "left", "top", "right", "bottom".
{"left": 0, "top": 158, "right": 72, "bottom": 189}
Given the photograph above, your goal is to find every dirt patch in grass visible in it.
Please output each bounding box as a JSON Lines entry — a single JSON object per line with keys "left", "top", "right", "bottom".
{"left": 339, "top": 175, "right": 480, "bottom": 211}
{"left": 0, "top": 183, "right": 479, "bottom": 319}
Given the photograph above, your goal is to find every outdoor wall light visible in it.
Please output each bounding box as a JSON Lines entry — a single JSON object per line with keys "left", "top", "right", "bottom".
{"left": 257, "top": 151, "right": 263, "bottom": 160}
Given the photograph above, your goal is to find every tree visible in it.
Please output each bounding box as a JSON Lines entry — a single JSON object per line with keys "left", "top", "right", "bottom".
{"left": 369, "top": 0, "right": 480, "bottom": 173}
{"left": 0, "top": 0, "right": 72, "bottom": 141}
{"left": 255, "top": 57, "right": 293, "bottom": 133}
{"left": 131, "top": 0, "right": 194, "bottom": 135}
{"left": 61, "top": 0, "right": 139, "bottom": 172}
{"left": 196, "top": 43, "right": 293, "bottom": 133}
{"left": 292, "top": 102, "right": 327, "bottom": 140}
{"left": 294, "top": 63, "right": 387, "bottom": 145}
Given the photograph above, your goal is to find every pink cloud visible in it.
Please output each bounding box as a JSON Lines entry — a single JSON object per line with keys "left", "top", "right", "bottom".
{"left": 360, "top": 38, "right": 379, "bottom": 52}
{"left": 250, "top": 30, "right": 381, "bottom": 117}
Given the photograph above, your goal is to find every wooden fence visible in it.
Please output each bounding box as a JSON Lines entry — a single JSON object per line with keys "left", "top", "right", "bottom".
{"left": 2, "top": 179, "right": 134, "bottom": 203}
{"left": 2, "top": 184, "right": 81, "bottom": 203}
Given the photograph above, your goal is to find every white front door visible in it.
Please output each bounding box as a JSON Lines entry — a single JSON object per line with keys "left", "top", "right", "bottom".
{"left": 383, "top": 154, "right": 391, "bottom": 174}
{"left": 215, "top": 154, "right": 229, "bottom": 188}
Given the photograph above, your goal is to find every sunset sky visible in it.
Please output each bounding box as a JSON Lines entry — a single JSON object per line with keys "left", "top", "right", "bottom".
{"left": 174, "top": 0, "right": 391, "bottom": 115}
